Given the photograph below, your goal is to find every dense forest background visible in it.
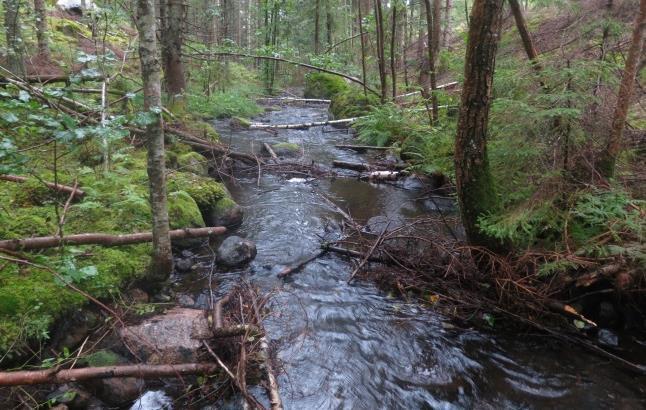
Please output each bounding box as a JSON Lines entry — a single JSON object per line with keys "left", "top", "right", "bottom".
{"left": 0, "top": 0, "right": 644, "bottom": 406}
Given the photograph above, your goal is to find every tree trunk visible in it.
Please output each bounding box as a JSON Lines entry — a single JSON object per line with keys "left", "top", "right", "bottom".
{"left": 0, "top": 227, "right": 226, "bottom": 251}
{"left": 374, "top": 0, "right": 388, "bottom": 102}
{"left": 326, "top": 0, "right": 333, "bottom": 46}
{"left": 34, "top": 0, "right": 49, "bottom": 58}
{"left": 136, "top": 0, "right": 174, "bottom": 281}
{"left": 442, "top": 0, "right": 451, "bottom": 47}
{"left": 390, "top": 4, "right": 398, "bottom": 99}
{"left": 403, "top": 4, "right": 409, "bottom": 89}
{"left": 160, "top": 0, "right": 187, "bottom": 100}
{"left": 508, "top": 0, "right": 541, "bottom": 71}
{"left": 423, "top": 0, "right": 439, "bottom": 123}
{"left": 315, "top": 0, "right": 321, "bottom": 53}
{"left": 432, "top": 0, "right": 441, "bottom": 55}
{"left": 454, "top": 0, "right": 505, "bottom": 248}
{"left": 598, "top": 0, "right": 645, "bottom": 178}
{"left": 2, "top": 0, "right": 25, "bottom": 77}
{"left": 358, "top": 1, "right": 368, "bottom": 96}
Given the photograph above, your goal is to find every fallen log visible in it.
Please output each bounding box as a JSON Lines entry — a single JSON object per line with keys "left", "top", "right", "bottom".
{"left": 263, "top": 143, "right": 279, "bottom": 162}
{"left": 334, "top": 144, "right": 391, "bottom": 151}
{"left": 0, "top": 227, "right": 226, "bottom": 251}
{"left": 361, "top": 171, "right": 401, "bottom": 181}
{"left": 248, "top": 117, "right": 359, "bottom": 130}
{"left": 256, "top": 97, "right": 331, "bottom": 104}
{"left": 0, "top": 363, "right": 218, "bottom": 386}
{"left": 0, "top": 174, "right": 85, "bottom": 199}
{"left": 394, "top": 82, "right": 459, "bottom": 99}
{"left": 210, "top": 324, "right": 263, "bottom": 338}
{"left": 165, "top": 126, "right": 259, "bottom": 165}
{"left": 332, "top": 160, "right": 407, "bottom": 172}
{"left": 323, "top": 245, "right": 387, "bottom": 263}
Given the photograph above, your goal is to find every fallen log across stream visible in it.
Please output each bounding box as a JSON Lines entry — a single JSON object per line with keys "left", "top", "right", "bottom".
{"left": 248, "top": 117, "right": 360, "bottom": 129}
{"left": 332, "top": 160, "right": 408, "bottom": 172}
{"left": 0, "top": 363, "right": 219, "bottom": 386}
{"left": 0, "top": 174, "right": 85, "bottom": 199}
{"left": 257, "top": 97, "right": 331, "bottom": 104}
{"left": 0, "top": 227, "right": 226, "bottom": 251}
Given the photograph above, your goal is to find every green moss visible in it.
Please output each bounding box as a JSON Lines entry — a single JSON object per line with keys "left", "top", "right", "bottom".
{"left": 185, "top": 120, "right": 220, "bottom": 142}
{"left": 330, "top": 89, "right": 379, "bottom": 119}
{"left": 83, "top": 349, "right": 124, "bottom": 367}
{"left": 213, "top": 196, "right": 237, "bottom": 214}
{"left": 176, "top": 152, "right": 209, "bottom": 176}
{"left": 304, "top": 73, "right": 350, "bottom": 99}
{"left": 168, "top": 191, "right": 205, "bottom": 229}
{"left": 12, "top": 178, "right": 58, "bottom": 207}
{"left": 168, "top": 172, "right": 228, "bottom": 212}
{"left": 230, "top": 116, "right": 251, "bottom": 129}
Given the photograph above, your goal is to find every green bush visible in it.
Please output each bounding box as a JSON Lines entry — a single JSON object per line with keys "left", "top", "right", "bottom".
{"left": 330, "top": 88, "right": 379, "bottom": 119}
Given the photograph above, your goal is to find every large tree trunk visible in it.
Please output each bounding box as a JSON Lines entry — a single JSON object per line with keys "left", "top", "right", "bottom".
{"left": 358, "top": 0, "right": 368, "bottom": 96}
{"left": 374, "top": 0, "right": 388, "bottom": 102}
{"left": 326, "top": 0, "right": 333, "bottom": 46}
{"left": 598, "top": 0, "right": 645, "bottom": 178}
{"left": 422, "top": 0, "right": 439, "bottom": 123}
{"left": 160, "top": 0, "right": 187, "bottom": 100}
{"left": 442, "top": 0, "right": 451, "bottom": 47}
{"left": 315, "top": 0, "right": 321, "bottom": 53}
{"left": 136, "top": 0, "right": 174, "bottom": 281}
{"left": 390, "top": 4, "right": 398, "bottom": 99}
{"left": 454, "top": 0, "right": 505, "bottom": 248}
{"left": 34, "top": 0, "right": 50, "bottom": 59}
{"left": 432, "top": 0, "right": 441, "bottom": 55}
{"left": 508, "top": 0, "right": 541, "bottom": 71}
{"left": 2, "top": 0, "right": 25, "bottom": 77}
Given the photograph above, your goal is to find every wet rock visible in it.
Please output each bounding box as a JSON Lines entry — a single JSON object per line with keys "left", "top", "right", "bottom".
{"left": 118, "top": 307, "right": 211, "bottom": 364}
{"left": 597, "top": 328, "right": 619, "bottom": 347}
{"left": 175, "top": 257, "right": 193, "bottom": 272}
{"left": 93, "top": 377, "right": 144, "bottom": 406}
{"left": 230, "top": 116, "right": 251, "bottom": 129}
{"left": 130, "top": 390, "right": 173, "bottom": 410}
{"left": 400, "top": 175, "right": 428, "bottom": 191}
{"left": 206, "top": 198, "right": 244, "bottom": 227}
{"left": 181, "top": 249, "right": 194, "bottom": 258}
{"left": 54, "top": 311, "right": 100, "bottom": 351}
{"left": 217, "top": 236, "right": 257, "bottom": 267}
{"left": 177, "top": 293, "right": 196, "bottom": 307}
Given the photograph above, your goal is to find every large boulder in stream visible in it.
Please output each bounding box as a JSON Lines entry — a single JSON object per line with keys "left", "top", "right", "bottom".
{"left": 269, "top": 142, "right": 301, "bottom": 158}
{"left": 118, "top": 308, "right": 211, "bottom": 364}
{"left": 168, "top": 172, "right": 243, "bottom": 228}
{"left": 217, "top": 236, "right": 257, "bottom": 267}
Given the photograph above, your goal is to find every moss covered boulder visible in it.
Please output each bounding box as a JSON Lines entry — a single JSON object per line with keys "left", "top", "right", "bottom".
{"left": 176, "top": 152, "right": 209, "bottom": 176}
{"left": 330, "top": 89, "right": 379, "bottom": 119}
{"left": 304, "top": 73, "right": 350, "bottom": 99}
{"left": 168, "top": 190, "right": 207, "bottom": 248}
{"left": 230, "top": 116, "right": 252, "bottom": 129}
{"left": 168, "top": 172, "right": 243, "bottom": 227}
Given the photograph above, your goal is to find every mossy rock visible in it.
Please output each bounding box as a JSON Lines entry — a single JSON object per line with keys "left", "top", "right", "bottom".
{"left": 330, "top": 89, "right": 379, "bottom": 119}
{"left": 304, "top": 73, "right": 350, "bottom": 99}
{"left": 270, "top": 142, "right": 301, "bottom": 158}
{"left": 206, "top": 196, "right": 243, "bottom": 227}
{"left": 83, "top": 349, "right": 125, "bottom": 367}
{"left": 168, "top": 191, "right": 205, "bottom": 229}
{"left": 230, "top": 116, "right": 251, "bottom": 129}
{"left": 185, "top": 120, "right": 219, "bottom": 143}
{"left": 175, "top": 152, "right": 209, "bottom": 176}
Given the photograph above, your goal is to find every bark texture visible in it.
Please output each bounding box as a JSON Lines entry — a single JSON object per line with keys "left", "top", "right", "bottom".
{"left": 508, "top": 0, "right": 541, "bottom": 71}
{"left": 136, "top": 0, "right": 174, "bottom": 280}
{"left": 160, "top": 0, "right": 187, "bottom": 98}
{"left": 423, "top": 0, "right": 440, "bottom": 123}
{"left": 0, "top": 363, "right": 217, "bottom": 386}
{"left": 598, "top": 0, "right": 645, "bottom": 178}
{"left": 34, "top": 0, "right": 49, "bottom": 58}
{"left": 454, "top": 0, "right": 505, "bottom": 248}
{"left": 2, "top": 0, "right": 25, "bottom": 76}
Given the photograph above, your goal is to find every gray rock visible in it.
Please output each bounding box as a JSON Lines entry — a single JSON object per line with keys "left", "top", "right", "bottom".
{"left": 130, "top": 390, "right": 173, "bottom": 410}
{"left": 118, "top": 307, "right": 211, "bottom": 364}
{"left": 597, "top": 328, "right": 619, "bottom": 347}
{"left": 206, "top": 202, "right": 243, "bottom": 227}
{"left": 217, "top": 236, "right": 257, "bottom": 267}
{"left": 175, "top": 258, "right": 193, "bottom": 272}
{"left": 177, "top": 293, "right": 195, "bottom": 307}
{"left": 93, "top": 377, "right": 144, "bottom": 406}
{"left": 363, "top": 215, "right": 403, "bottom": 234}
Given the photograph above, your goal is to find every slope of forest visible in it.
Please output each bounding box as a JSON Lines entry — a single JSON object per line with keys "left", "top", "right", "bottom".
{"left": 0, "top": 0, "right": 644, "bottom": 407}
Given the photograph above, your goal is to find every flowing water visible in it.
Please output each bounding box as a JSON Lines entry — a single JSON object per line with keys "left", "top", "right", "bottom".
{"left": 176, "top": 105, "right": 644, "bottom": 409}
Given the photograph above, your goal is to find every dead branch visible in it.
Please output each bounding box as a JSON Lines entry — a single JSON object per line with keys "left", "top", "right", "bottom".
{"left": 0, "top": 227, "right": 226, "bottom": 251}
{"left": 0, "top": 363, "right": 218, "bottom": 386}
{"left": 164, "top": 126, "right": 259, "bottom": 165}
{"left": 0, "top": 174, "right": 85, "bottom": 199}
{"left": 334, "top": 144, "right": 391, "bottom": 151}
{"left": 332, "top": 160, "right": 407, "bottom": 172}
{"left": 277, "top": 250, "right": 327, "bottom": 278}
{"left": 263, "top": 143, "right": 279, "bottom": 162}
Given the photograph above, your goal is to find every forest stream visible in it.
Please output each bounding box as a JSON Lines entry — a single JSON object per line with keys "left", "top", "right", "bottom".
{"left": 166, "top": 104, "right": 645, "bottom": 409}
